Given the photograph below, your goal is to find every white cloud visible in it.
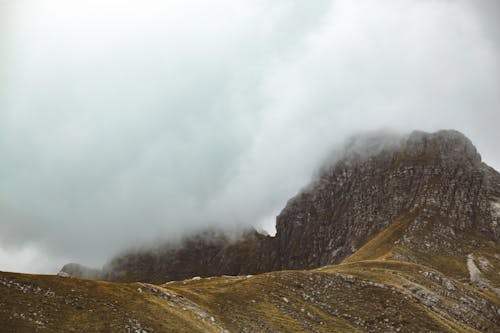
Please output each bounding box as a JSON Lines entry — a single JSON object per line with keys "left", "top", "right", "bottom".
{"left": 0, "top": 243, "right": 69, "bottom": 274}
{"left": 0, "top": 0, "right": 498, "bottom": 272}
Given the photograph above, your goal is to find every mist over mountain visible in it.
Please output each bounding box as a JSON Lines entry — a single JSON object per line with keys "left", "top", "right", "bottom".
{"left": 61, "top": 129, "right": 500, "bottom": 283}
{"left": 1, "top": 0, "right": 499, "bottom": 276}
{"left": 3, "top": 129, "right": 500, "bottom": 332}
{"left": 1, "top": 1, "right": 499, "bottom": 331}
{"left": 2, "top": 0, "right": 500, "bottom": 331}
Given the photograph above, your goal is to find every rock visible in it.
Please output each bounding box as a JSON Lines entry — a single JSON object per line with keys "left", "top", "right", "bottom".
{"left": 272, "top": 130, "right": 498, "bottom": 270}
{"left": 58, "top": 263, "right": 102, "bottom": 280}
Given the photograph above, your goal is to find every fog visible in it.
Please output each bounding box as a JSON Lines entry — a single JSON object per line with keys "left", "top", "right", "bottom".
{"left": 0, "top": 0, "right": 499, "bottom": 273}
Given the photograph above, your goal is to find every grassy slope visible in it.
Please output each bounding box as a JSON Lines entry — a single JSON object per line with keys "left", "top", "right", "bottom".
{"left": 1, "top": 256, "right": 499, "bottom": 332}
{"left": 343, "top": 215, "right": 412, "bottom": 263}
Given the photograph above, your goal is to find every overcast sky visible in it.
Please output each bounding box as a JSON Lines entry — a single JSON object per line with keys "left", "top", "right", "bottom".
{"left": 0, "top": 0, "right": 499, "bottom": 274}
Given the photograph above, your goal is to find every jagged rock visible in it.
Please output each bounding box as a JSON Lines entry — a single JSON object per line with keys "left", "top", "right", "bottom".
{"left": 421, "top": 271, "right": 456, "bottom": 291}
{"left": 273, "top": 130, "right": 498, "bottom": 271}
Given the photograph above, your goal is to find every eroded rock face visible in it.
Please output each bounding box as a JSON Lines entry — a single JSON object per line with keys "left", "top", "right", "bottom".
{"left": 62, "top": 130, "right": 500, "bottom": 283}
{"left": 273, "top": 130, "right": 499, "bottom": 270}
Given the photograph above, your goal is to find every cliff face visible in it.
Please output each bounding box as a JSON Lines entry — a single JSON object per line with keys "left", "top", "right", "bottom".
{"left": 61, "top": 130, "right": 500, "bottom": 284}
{"left": 273, "top": 130, "right": 499, "bottom": 271}
{"left": 102, "top": 229, "right": 275, "bottom": 283}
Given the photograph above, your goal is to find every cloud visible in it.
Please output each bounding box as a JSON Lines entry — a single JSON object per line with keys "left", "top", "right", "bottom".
{"left": 0, "top": 243, "right": 68, "bottom": 274}
{"left": 0, "top": 0, "right": 499, "bottom": 272}
{"left": 465, "top": 0, "right": 500, "bottom": 48}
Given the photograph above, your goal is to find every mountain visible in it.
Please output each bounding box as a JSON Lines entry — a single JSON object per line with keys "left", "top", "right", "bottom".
{"left": 1, "top": 129, "right": 499, "bottom": 332}
{"left": 64, "top": 129, "right": 500, "bottom": 284}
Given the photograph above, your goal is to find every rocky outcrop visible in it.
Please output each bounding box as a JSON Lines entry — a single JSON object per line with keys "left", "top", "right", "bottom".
{"left": 59, "top": 263, "right": 103, "bottom": 280}
{"left": 272, "top": 130, "right": 499, "bottom": 270}
{"left": 60, "top": 129, "right": 500, "bottom": 283}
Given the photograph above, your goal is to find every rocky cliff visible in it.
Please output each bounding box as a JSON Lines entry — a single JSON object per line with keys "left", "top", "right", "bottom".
{"left": 273, "top": 130, "right": 499, "bottom": 271}
{"left": 61, "top": 130, "right": 500, "bottom": 285}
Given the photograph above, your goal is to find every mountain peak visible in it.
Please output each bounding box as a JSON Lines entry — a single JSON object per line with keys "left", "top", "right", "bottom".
{"left": 406, "top": 129, "right": 481, "bottom": 166}
{"left": 276, "top": 129, "right": 498, "bottom": 276}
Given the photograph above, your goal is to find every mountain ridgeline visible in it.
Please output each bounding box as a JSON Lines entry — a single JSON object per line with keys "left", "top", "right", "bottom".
{"left": 61, "top": 130, "right": 500, "bottom": 284}
{"left": 4, "top": 129, "right": 500, "bottom": 332}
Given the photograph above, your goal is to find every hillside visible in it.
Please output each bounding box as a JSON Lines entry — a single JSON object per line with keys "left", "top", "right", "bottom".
{"left": 1, "top": 129, "right": 499, "bottom": 332}
{"left": 1, "top": 258, "right": 499, "bottom": 332}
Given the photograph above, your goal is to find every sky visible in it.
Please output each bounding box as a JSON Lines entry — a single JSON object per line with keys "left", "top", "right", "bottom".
{"left": 0, "top": 0, "right": 499, "bottom": 274}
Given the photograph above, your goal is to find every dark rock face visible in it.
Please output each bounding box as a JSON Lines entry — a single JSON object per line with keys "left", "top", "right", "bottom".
{"left": 61, "top": 130, "right": 500, "bottom": 283}
{"left": 102, "top": 229, "right": 275, "bottom": 283}
{"left": 273, "top": 130, "right": 499, "bottom": 270}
